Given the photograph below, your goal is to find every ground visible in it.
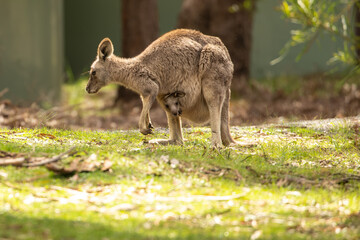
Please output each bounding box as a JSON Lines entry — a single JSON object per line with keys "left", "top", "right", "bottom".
{"left": 0, "top": 76, "right": 360, "bottom": 239}
{"left": 1, "top": 120, "right": 360, "bottom": 239}
{"left": 1, "top": 74, "right": 360, "bottom": 130}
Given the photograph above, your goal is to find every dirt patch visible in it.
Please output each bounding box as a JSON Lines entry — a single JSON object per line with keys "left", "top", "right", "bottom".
{"left": 230, "top": 76, "right": 360, "bottom": 126}
{"left": 1, "top": 76, "right": 360, "bottom": 130}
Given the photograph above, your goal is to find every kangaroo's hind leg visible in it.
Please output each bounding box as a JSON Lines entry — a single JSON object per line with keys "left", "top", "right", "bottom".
{"left": 149, "top": 111, "right": 184, "bottom": 145}
{"left": 221, "top": 88, "right": 236, "bottom": 146}
{"left": 200, "top": 43, "right": 232, "bottom": 147}
{"left": 166, "top": 111, "right": 184, "bottom": 144}
{"left": 201, "top": 75, "right": 225, "bottom": 148}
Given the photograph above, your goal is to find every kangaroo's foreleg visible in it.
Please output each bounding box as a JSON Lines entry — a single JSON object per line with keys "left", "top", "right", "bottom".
{"left": 146, "top": 112, "right": 153, "bottom": 129}
{"left": 139, "top": 83, "right": 158, "bottom": 135}
{"left": 140, "top": 96, "right": 153, "bottom": 130}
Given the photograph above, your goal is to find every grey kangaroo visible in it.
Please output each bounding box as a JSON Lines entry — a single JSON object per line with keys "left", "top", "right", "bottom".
{"left": 86, "top": 29, "right": 235, "bottom": 147}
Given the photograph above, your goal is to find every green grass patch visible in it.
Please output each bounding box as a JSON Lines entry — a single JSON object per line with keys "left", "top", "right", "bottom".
{"left": 1, "top": 124, "right": 360, "bottom": 239}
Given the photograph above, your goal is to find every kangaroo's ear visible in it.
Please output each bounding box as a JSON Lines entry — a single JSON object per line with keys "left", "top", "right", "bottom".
{"left": 98, "top": 38, "right": 114, "bottom": 61}
{"left": 174, "top": 91, "right": 186, "bottom": 98}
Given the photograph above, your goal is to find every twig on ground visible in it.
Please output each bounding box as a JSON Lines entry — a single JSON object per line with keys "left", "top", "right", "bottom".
{"left": 277, "top": 175, "right": 316, "bottom": 187}
{"left": 234, "top": 169, "right": 244, "bottom": 181}
{"left": 1, "top": 181, "right": 23, "bottom": 191}
{"left": 238, "top": 155, "right": 252, "bottom": 162}
{"left": 0, "top": 157, "right": 26, "bottom": 166}
{"left": 154, "top": 194, "right": 245, "bottom": 202}
{"left": 245, "top": 166, "right": 260, "bottom": 177}
{"left": 23, "top": 147, "right": 76, "bottom": 167}
{"left": 0, "top": 148, "right": 75, "bottom": 167}
{"left": 336, "top": 176, "right": 360, "bottom": 185}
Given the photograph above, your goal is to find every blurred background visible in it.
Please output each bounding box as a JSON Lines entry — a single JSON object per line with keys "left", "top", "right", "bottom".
{"left": 0, "top": 0, "right": 359, "bottom": 129}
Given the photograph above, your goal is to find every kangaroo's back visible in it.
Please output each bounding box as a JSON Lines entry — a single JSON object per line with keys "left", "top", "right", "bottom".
{"left": 138, "top": 29, "right": 232, "bottom": 94}
{"left": 141, "top": 29, "right": 229, "bottom": 61}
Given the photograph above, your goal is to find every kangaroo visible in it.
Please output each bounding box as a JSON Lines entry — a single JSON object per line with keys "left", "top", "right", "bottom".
{"left": 86, "top": 29, "right": 235, "bottom": 147}
{"left": 162, "top": 91, "right": 185, "bottom": 117}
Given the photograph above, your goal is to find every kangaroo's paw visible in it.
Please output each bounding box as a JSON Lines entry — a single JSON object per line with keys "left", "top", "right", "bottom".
{"left": 140, "top": 127, "right": 153, "bottom": 135}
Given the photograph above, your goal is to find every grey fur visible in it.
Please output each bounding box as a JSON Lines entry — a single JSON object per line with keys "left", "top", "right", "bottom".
{"left": 86, "top": 29, "right": 235, "bottom": 147}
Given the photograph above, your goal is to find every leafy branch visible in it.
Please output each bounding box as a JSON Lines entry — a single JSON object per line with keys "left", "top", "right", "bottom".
{"left": 273, "top": 0, "right": 360, "bottom": 67}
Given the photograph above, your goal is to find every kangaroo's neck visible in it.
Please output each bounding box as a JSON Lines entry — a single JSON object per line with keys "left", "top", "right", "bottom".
{"left": 107, "top": 56, "right": 143, "bottom": 91}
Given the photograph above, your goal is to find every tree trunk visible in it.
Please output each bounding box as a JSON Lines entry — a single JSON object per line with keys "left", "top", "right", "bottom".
{"left": 178, "top": 0, "right": 255, "bottom": 94}
{"left": 355, "top": 1, "right": 360, "bottom": 62}
{"left": 114, "top": 0, "right": 159, "bottom": 105}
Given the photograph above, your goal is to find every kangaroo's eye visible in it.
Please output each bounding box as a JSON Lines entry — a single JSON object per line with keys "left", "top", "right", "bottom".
{"left": 175, "top": 102, "right": 179, "bottom": 106}
{"left": 165, "top": 104, "right": 169, "bottom": 109}
{"left": 92, "top": 71, "right": 96, "bottom": 76}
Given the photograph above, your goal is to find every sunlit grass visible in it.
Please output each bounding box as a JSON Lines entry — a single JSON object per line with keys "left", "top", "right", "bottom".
{"left": 1, "top": 122, "right": 360, "bottom": 239}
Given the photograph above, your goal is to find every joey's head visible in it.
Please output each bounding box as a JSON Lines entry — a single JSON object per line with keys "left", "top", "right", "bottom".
{"left": 163, "top": 91, "right": 186, "bottom": 116}
{"left": 86, "top": 38, "right": 114, "bottom": 94}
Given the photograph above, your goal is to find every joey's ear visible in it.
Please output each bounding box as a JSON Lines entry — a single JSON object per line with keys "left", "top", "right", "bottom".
{"left": 174, "top": 91, "right": 186, "bottom": 98}
{"left": 163, "top": 93, "right": 171, "bottom": 100}
{"left": 97, "top": 38, "right": 114, "bottom": 61}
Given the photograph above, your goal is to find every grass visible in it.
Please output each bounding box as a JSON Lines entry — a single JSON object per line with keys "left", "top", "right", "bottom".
{"left": 1, "top": 123, "right": 360, "bottom": 240}
{"left": 1, "top": 80, "right": 360, "bottom": 239}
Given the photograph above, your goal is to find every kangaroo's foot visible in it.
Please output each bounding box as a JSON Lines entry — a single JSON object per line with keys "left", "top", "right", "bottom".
{"left": 228, "top": 141, "right": 239, "bottom": 147}
{"left": 222, "top": 138, "right": 237, "bottom": 147}
{"left": 211, "top": 140, "right": 223, "bottom": 149}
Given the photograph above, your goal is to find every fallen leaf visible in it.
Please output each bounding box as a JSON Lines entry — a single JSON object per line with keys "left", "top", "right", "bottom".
{"left": 250, "top": 230, "right": 262, "bottom": 240}
{"left": 191, "top": 131, "right": 204, "bottom": 135}
{"left": 170, "top": 159, "right": 179, "bottom": 168}
{"left": 159, "top": 155, "right": 170, "bottom": 163}
{"left": 46, "top": 154, "right": 112, "bottom": 175}
{"left": 286, "top": 191, "right": 302, "bottom": 196}
{"left": 37, "top": 133, "right": 57, "bottom": 139}
{"left": 0, "top": 171, "right": 8, "bottom": 178}
{"left": 101, "top": 160, "right": 113, "bottom": 171}
{"left": 110, "top": 203, "right": 136, "bottom": 211}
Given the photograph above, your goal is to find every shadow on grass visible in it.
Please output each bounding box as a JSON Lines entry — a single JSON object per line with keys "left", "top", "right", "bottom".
{"left": 192, "top": 150, "right": 360, "bottom": 191}
{"left": 0, "top": 213, "right": 249, "bottom": 240}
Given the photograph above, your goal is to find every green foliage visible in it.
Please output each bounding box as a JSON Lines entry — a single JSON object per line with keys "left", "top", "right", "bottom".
{"left": 1, "top": 121, "right": 360, "bottom": 239}
{"left": 274, "top": 0, "right": 359, "bottom": 69}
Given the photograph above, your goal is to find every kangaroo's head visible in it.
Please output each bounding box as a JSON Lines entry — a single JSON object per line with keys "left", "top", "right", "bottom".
{"left": 163, "top": 91, "right": 186, "bottom": 116}
{"left": 86, "top": 38, "right": 114, "bottom": 94}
